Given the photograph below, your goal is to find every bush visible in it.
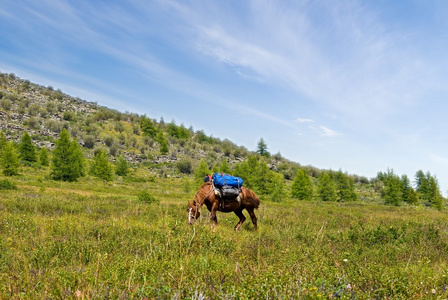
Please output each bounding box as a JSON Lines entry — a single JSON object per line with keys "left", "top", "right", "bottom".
{"left": 138, "top": 191, "right": 159, "bottom": 204}
{"left": 177, "top": 158, "right": 192, "bottom": 174}
{"left": 0, "top": 179, "right": 18, "bottom": 190}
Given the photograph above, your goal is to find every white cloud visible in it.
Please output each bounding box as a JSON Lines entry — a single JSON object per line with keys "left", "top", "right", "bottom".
{"left": 319, "top": 126, "right": 340, "bottom": 137}
{"left": 296, "top": 118, "right": 314, "bottom": 123}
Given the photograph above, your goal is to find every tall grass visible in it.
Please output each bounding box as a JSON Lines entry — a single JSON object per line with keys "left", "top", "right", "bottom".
{"left": 1, "top": 168, "right": 448, "bottom": 298}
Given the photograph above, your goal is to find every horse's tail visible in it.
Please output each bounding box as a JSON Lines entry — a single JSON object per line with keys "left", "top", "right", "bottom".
{"left": 241, "top": 187, "right": 260, "bottom": 209}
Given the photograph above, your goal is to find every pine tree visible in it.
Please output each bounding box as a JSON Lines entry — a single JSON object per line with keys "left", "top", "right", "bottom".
{"left": 91, "top": 149, "right": 113, "bottom": 182}
{"left": 383, "top": 171, "right": 402, "bottom": 206}
{"left": 291, "top": 169, "right": 313, "bottom": 200}
{"left": 415, "top": 170, "right": 442, "bottom": 208}
{"left": 317, "top": 172, "right": 337, "bottom": 201}
{"left": 39, "top": 147, "right": 50, "bottom": 166}
{"left": 400, "top": 174, "right": 412, "bottom": 203}
{"left": 19, "top": 131, "right": 37, "bottom": 164}
{"left": 233, "top": 159, "right": 254, "bottom": 189}
{"left": 254, "top": 159, "right": 270, "bottom": 195}
{"left": 194, "top": 158, "right": 210, "bottom": 182}
{"left": 270, "top": 172, "right": 287, "bottom": 202}
{"left": 256, "top": 138, "right": 270, "bottom": 157}
{"left": 140, "top": 115, "right": 158, "bottom": 138}
{"left": 407, "top": 187, "right": 419, "bottom": 205}
{"left": 334, "top": 170, "right": 358, "bottom": 202}
{"left": 115, "top": 156, "right": 129, "bottom": 176}
{"left": 427, "top": 175, "right": 443, "bottom": 209}
{"left": 156, "top": 131, "right": 169, "bottom": 155}
{"left": 1, "top": 141, "right": 20, "bottom": 176}
{"left": 51, "top": 128, "right": 85, "bottom": 181}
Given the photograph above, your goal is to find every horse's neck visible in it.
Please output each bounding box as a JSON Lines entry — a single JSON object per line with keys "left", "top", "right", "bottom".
{"left": 194, "top": 184, "right": 212, "bottom": 206}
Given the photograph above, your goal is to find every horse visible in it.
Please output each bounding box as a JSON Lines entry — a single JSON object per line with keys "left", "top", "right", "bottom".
{"left": 187, "top": 182, "right": 260, "bottom": 231}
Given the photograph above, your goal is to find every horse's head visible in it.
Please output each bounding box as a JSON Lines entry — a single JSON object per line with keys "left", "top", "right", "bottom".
{"left": 187, "top": 201, "right": 200, "bottom": 225}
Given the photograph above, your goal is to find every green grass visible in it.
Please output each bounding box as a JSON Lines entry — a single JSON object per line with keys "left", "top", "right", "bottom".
{"left": 1, "top": 167, "right": 448, "bottom": 298}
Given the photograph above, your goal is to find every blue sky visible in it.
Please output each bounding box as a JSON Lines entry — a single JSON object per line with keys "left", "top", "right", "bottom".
{"left": 1, "top": 0, "right": 448, "bottom": 193}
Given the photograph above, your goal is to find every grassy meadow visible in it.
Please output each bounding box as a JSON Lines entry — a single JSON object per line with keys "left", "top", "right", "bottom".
{"left": 1, "top": 167, "right": 448, "bottom": 299}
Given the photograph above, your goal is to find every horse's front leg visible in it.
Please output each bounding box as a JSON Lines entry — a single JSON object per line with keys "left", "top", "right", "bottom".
{"left": 209, "top": 202, "right": 219, "bottom": 228}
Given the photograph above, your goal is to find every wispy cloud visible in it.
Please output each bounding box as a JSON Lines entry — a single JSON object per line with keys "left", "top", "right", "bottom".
{"left": 296, "top": 118, "right": 314, "bottom": 123}
{"left": 319, "top": 126, "right": 340, "bottom": 137}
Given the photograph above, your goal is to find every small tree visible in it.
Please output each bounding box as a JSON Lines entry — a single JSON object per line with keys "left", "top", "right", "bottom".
{"left": 317, "top": 172, "right": 337, "bottom": 201}
{"left": 19, "top": 131, "right": 37, "bottom": 164}
{"left": 51, "top": 128, "right": 85, "bottom": 181}
{"left": 291, "top": 169, "right": 313, "bottom": 200}
{"left": 115, "top": 156, "right": 129, "bottom": 176}
{"left": 156, "top": 131, "right": 169, "bottom": 155}
{"left": 39, "top": 147, "right": 50, "bottom": 166}
{"left": 334, "top": 170, "right": 358, "bottom": 202}
{"left": 194, "top": 159, "right": 210, "bottom": 182}
{"left": 256, "top": 138, "right": 270, "bottom": 157}
{"left": 91, "top": 149, "right": 113, "bottom": 182}
{"left": 1, "top": 142, "right": 20, "bottom": 176}
{"left": 140, "top": 115, "right": 158, "bottom": 138}
{"left": 269, "top": 172, "right": 287, "bottom": 202}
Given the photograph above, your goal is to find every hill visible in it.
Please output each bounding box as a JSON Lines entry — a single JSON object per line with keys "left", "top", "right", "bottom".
{"left": 0, "top": 71, "right": 445, "bottom": 207}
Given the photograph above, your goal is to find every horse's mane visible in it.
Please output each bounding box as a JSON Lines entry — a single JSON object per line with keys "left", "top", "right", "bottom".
{"left": 192, "top": 182, "right": 213, "bottom": 206}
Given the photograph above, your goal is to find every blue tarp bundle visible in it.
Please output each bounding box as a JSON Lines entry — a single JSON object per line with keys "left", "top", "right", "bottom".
{"left": 212, "top": 173, "right": 243, "bottom": 188}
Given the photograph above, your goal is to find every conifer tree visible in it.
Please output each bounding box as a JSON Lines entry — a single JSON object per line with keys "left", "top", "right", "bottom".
{"left": 156, "top": 131, "right": 169, "bottom": 154}
{"left": 233, "top": 159, "right": 254, "bottom": 189}
{"left": 91, "top": 149, "right": 113, "bottom": 182}
{"left": 51, "top": 128, "right": 85, "bottom": 181}
{"left": 270, "top": 172, "right": 287, "bottom": 202}
{"left": 427, "top": 175, "right": 443, "bottom": 209}
{"left": 115, "top": 156, "right": 129, "bottom": 176}
{"left": 1, "top": 141, "right": 20, "bottom": 176}
{"left": 291, "top": 169, "right": 313, "bottom": 200}
{"left": 254, "top": 159, "right": 270, "bottom": 195}
{"left": 415, "top": 170, "right": 443, "bottom": 208}
{"left": 140, "top": 115, "right": 158, "bottom": 138}
{"left": 39, "top": 147, "right": 50, "bottom": 166}
{"left": 334, "top": 170, "right": 358, "bottom": 202}
{"left": 383, "top": 171, "right": 402, "bottom": 206}
{"left": 19, "top": 131, "right": 37, "bottom": 164}
{"left": 407, "top": 187, "right": 419, "bottom": 205}
{"left": 256, "top": 138, "right": 270, "bottom": 157}
{"left": 317, "top": 172, "right": 337, "bottom": 201}
{"left": 194, "top": 158, "right": 210, "bottom": 182}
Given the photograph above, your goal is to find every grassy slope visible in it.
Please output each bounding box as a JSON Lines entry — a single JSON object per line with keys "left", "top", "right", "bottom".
{"left": 1, "top": 167, "right": 448, "bottom": 299}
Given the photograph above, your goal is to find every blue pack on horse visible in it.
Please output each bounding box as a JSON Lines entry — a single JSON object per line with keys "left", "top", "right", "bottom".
{"left": 187, "top": 175, "right": 260, "bottom": 230}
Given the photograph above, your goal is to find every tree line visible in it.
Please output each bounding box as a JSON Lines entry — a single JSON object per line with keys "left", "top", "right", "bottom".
{"left": 0, "top": 129, "right": 444, "bottom": 209}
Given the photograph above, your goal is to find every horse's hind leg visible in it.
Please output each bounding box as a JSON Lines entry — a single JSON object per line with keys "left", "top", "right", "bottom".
{"left": 246, "top": 207, "right": 258, "bottom": 231}
{"left": 233, "top": 208, "right": 246, "bottom": 231}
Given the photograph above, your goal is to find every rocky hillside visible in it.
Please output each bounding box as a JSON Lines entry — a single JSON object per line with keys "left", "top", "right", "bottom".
{"left": 0, "top": 72, "right": 304, "bottom": 178}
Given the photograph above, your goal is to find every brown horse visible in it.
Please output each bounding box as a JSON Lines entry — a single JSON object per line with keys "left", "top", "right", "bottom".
{"left": 187, "top": 182, "right": 260, "bottom": 231}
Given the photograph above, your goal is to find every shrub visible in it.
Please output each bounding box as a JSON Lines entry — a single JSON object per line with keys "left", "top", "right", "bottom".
{"left": 138, "top": 191, "right": 159, "bottom": 204}
{"left": 0, "top": 179, "right": 17, "bottom": 190}
{"left": 177, "top": 158, "right": 193, "bottom": 174}
{"left": 0, "top": 99, "right": 12, "bottom": 110}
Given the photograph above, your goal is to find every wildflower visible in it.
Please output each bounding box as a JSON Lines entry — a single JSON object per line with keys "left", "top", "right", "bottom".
{"left": 343, "top": 259, "right": 348, "bottom": 262}
{"left": 432, "top": 288, "right": 436, "bottom": 294}
{"left": 346, "top": 283, "right": 352, "bottom": 291}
